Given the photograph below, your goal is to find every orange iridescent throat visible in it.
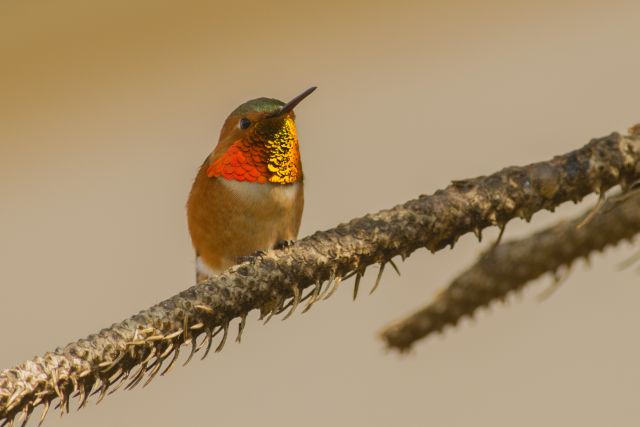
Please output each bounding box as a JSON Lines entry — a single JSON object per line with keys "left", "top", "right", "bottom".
{"left": 207, "top": 117, "right": 302, "bottom": 184}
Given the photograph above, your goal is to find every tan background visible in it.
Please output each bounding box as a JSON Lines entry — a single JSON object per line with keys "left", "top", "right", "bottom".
{"left": 2, "top": 1, "right": 640, "bottom": 426}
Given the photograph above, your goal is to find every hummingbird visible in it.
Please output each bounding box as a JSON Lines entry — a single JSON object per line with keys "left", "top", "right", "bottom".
{"left": 187, "top": 87, "right": 316, "bottom": 283}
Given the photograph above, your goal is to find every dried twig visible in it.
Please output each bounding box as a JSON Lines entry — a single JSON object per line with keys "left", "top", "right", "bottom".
{"left": 0, "top": 130, "right": 639, "bottom": 426}
{"left": 380, "top": 191, "right": 640, "bottom": 351}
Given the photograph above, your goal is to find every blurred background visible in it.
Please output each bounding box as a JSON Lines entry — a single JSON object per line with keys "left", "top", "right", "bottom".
{"left": 2, "top": 0, "right": 640, "bottom": 426}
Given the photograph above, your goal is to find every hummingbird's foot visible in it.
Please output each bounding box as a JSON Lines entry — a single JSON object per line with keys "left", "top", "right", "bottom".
{"left": 236, "top": 250, "right": 266, "bottom": 265}
{"left": 273, "top": 240, "right": 295, "bottom": 250}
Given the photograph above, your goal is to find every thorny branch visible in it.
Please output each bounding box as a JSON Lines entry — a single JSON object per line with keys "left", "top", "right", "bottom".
{"left": 1, "top": 129, "right": 639, "bottom": 426}
{"left": 380, "top": 190, "right": 640, "bottom": 351}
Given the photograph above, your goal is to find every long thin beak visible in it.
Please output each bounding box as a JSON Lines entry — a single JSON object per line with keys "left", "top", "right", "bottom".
{"left": 268, "top": 86, "right": 317, "bottom": 118}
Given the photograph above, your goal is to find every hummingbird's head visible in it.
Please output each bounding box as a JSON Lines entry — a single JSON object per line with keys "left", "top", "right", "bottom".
{"left": 208, "top": 87, "right": 316, "bottom": 184}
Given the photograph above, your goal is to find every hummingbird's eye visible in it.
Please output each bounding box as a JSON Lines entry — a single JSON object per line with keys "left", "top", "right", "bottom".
{"left": 239, "top": 118, "right": 251, "bottom": 130}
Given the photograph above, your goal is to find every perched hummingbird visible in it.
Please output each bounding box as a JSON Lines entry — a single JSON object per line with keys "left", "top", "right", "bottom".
{"left": 187, "top": 87, "right": 316, "bottom": 282}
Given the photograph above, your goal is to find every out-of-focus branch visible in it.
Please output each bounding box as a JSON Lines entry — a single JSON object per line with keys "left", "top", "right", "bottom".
{"left": 1, "top": 130, "right": 639, "bottom": 426}
{"left": 380, "top": 191, "right": 640, "bottom": 351}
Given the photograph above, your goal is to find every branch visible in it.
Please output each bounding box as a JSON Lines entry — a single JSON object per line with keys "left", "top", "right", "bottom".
{"left": 380, "top": 190, "right": 640, "bottom": 351}
{"left": 1, "top": 129, "right": 639, "bottom": 426}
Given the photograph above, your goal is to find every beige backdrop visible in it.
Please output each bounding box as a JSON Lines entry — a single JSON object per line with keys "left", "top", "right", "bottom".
{"left": 2, "top": 1, "right": 640, "bottom": 426}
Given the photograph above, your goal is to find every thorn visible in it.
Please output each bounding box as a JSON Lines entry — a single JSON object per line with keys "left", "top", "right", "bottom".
{"left": 215, "top": 323, "right": 229, "bottom": 352}
{"left": 18, "top": 405, "right": 32, "bottom": 427}
{"left": 322, "top": 276, "right": 342, "bottom": 300}
{"left": 190, "top": 322, "right": 204, "bottom": 331}
{"left": 125, "top": 369, "right": 146, "bottom": 392}
{"left": 38, "top": 400, "right": 50, "bottom": 427}
{"left": 200, "top": 326, "right": 222, "bottom": 360}
{"left": 196, "top": 328, "right": 211, "bottom": 352}
{"left": 145, "top": 353, "right": 161, "bottom": 371}
{"left": 577, "top": 192, "right": 606, "bottom": 229}
{"left": 353, "top": 270, "right": 363, "bottom": 301}
{"left": 236, "top": 314, "right": 247, "bottom": 343}
{"left": 280, "top": 288, "right": 309, "bottom": 313}
{"left": 276, "top": 301, "right": 290, "bottom": 315}
{"left": 108, "top": 371, "right": 129, "bottom": 396}
{"left": 160, "top": 347, "right": 180, "bottom": 376}
{"left": 69, "top": 376, "right": 79, "bottom": 397}
{"left": 51, "top": 370, "right": 63, "bottom": 402}
{"left": 142, "top": 361, "right": 163, "bottom": 388}
{"left": 6, "top": 390, "right": 21, "bottom": 411}
{"left": 473, "top": 227, "right": 483, "bottom": 242}
{"left": 108, "top": 367, "right": 123, "bottom": 384}
{"left": 264, "top": 296, "right": 285, "bottom": 323}
{"left": 282, "top": 286, "right": 301, "bottom": 320}
{"left": 124, "top": 364, "right": 147, "bottom": 391}
{"left": 183, "top": 315, "right": 190, "bottom": 342}
{"left": 183, "top": 336, "right": 199, "bottom": 366}
{"left": 159, "top": 343, "right": 174, "bottom": 359}
{"left": 128, "top": 365, "right": 148, "bottom": 391}
{"left": 163, "top": 329, "right": 184, "bottom": 341}
{"left": 388, "top": 259, "right": 401, "bottom": 276}
{"left": 317, "top": 274, "right": 335, "bottom": 301}
{"left": 302, "top": 281, "right": 322, "bottom": 313}
{"left": 129, "top": 342, "right": 137, "bottom": 359}
{"left": 262, "top": 309, "right": 275, "bottom": 325}
{"left": 63, "top": 389, "right": 71, "bottom": 414}
{"left": 104, "top": 368, "right": 124, "bottom": 394}
{"left": 195, "top": 304, "right": 213, "bottom": 314}
{"left": 100, "top": 350, "right": 126, "bottom": 373}
{"left": 370, "top": 263, "right": 386, "bottom": 294}
{"left": 89, "top": 379, "right": 103, "bottom": 397}
{"left": 77, "top": 384, "right": 89, "bottom": 409}
{"left": 492, "top": 223, "right": 507, "bottom": 248}
{"left": 140, "top": 347, "right": 157, "bottom": 365}
{"left": 95, "top": 379, "right": 110, "bottom": 405}
{"left": 342, "top": 270, "right": 356, "bottom": 281}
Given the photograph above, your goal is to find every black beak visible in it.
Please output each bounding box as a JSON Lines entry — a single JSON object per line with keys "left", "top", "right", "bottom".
{"left": 267, "top": 86, "right": 317, "bottom": 118}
